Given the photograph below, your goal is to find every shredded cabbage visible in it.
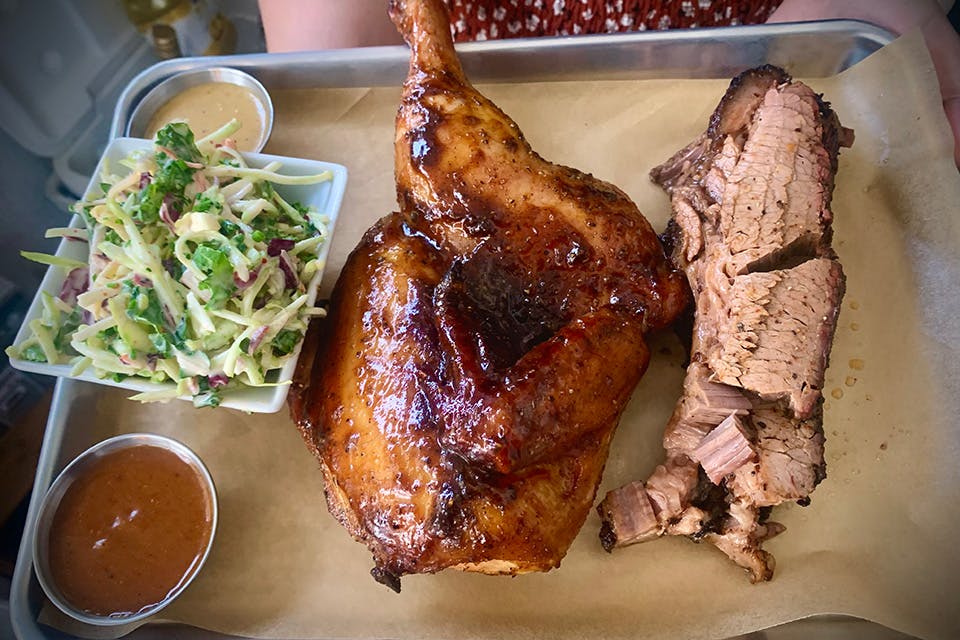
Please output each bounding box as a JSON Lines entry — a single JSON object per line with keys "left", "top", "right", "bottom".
{"left": 6, "top": 122, "right": 332, "bottom": 407}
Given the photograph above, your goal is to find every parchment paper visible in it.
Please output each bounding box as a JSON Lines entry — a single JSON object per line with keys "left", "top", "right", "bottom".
{"left": 39, "top": 30, "right": 960, "bottom": 640}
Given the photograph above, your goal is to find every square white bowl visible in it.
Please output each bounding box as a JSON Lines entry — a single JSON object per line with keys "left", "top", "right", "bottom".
{"left": 8, "top": 137, "right": 347, "bottom": 413}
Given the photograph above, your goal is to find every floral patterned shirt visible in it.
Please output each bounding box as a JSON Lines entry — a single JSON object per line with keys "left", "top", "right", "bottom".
{"left": 445, "top": 0, "right": 783, "bottom": 41}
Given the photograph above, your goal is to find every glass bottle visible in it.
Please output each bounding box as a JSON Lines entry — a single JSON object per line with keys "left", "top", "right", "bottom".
{"left": 151, "top": 23, "right": 182, "bottom": 59}
{"left": 121, "top": 0, "right": 236, "bottom": 57}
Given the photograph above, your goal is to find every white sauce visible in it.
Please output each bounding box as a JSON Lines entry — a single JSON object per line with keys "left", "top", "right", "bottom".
{"left": 146, "top": 82, "right": 267, "bottom": 151}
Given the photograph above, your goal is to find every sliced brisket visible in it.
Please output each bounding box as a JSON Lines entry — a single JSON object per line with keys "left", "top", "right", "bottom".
{"left": 598, "top": 65, "right": 850, "bottom": 581}
{"left": 690, "top": 412, "right": 755, "bottom": 485}
{"left": 729, "top": 402, "right": 826, "bottom": 506}
{"left": 711, "top": 258, "right": 846, "bottom": 418}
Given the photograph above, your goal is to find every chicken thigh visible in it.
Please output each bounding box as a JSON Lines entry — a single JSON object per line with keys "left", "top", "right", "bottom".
{"left": 290, "top": 0, "right": 688, "bottom": 590}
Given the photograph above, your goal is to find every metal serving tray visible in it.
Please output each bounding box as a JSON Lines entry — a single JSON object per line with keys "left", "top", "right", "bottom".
{"left": 12, "top": 20, "right": 905, "bottom": 640}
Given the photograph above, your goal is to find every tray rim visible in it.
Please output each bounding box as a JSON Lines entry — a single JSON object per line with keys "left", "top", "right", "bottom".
{"left": 13, "top": 19, "right": 904, "bottom": 640}
{"left": 108, "top": 18, "right": 895, "bottom": 140}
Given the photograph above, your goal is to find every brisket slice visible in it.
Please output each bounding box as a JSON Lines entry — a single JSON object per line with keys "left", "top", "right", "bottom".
{"left": 598, "top": 66, "right": 850, "bottom": 582}
{"left": 690, "top": 412, "right": 755, "bottom": 485}
{"left": 729, "top": 402, "right": 826, "bottom": 507}
{"left": 711, "top": 258, "right": 846, "bottom": 418}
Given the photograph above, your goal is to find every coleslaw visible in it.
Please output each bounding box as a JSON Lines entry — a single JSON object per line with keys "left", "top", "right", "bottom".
{"left": 6, "top": 120, "right": 332, "bottom": 407}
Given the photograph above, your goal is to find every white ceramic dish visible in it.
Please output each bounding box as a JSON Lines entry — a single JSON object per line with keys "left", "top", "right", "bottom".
{"left": 8, "top": 137, "right": 347, "bottom": 413}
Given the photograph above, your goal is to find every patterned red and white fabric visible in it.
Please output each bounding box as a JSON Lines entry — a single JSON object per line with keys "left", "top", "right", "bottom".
{"left": 444, "top": 0, "right": 783, "bottom": 41}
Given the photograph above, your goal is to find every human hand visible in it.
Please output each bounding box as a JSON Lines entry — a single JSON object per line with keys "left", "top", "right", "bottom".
{"left": 769, "top": 0, "right": 960, "bottom": 167}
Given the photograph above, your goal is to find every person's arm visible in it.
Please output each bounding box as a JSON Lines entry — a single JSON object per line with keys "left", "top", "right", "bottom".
{"left": 768, "top": 0, "right": 960, "bottom": 167}
{"left": 258, "top": 0, "right": 403, "bottom": 52}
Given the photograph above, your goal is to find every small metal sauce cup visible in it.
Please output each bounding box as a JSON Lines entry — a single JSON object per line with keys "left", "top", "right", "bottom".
{"left": 32, "top": 433, "right": 218, "bottom": 626}
{"left": 126, "top": 66, "right": 274, "bottom": 152}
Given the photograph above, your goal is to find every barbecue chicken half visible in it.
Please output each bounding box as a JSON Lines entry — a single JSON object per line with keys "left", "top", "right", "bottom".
{"left": 290, "top": 0, "right": 688, "bottom": 591}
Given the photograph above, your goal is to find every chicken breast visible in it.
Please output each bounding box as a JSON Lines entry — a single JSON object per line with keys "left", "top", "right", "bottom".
{"left": 290, "top": 0, "right": 688, "bottom": 591}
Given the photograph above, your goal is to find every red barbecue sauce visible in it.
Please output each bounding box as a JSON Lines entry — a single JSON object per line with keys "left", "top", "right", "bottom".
{"left": 47, "top": 445, "right": 213, "bottom": 616}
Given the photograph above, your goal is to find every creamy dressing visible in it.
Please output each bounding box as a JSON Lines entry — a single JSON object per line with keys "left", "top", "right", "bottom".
{"left": 146, "top": 82, "right": 267, "bottom": 151}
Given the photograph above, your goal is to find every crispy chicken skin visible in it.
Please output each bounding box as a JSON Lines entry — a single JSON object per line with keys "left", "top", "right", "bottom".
{"left": 290, "top": 0, "right": 688, "bottom": 591}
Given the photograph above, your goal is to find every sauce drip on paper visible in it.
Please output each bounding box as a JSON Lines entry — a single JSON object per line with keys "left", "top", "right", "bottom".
{"left": 146, "top": 81, "right": 267, "bottom": 151}
{"left": 47, "top": 444, "right": 213, "bottom": 616}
